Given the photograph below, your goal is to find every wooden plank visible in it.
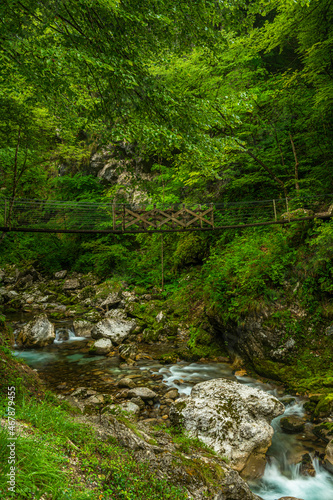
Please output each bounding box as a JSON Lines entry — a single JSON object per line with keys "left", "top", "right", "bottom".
{"left": 124, "top": 208, "right": 155, "bottom": 228}
{"left": 182, "top": 207, "right": 214, "bottom": 226}
{"left": 154, "top": 208, "right": 187, "bottom": 228}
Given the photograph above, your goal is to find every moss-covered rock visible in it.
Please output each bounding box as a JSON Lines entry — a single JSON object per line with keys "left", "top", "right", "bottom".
{"left": 280, "top": 415, "right": 305, "bottom": 433}
{"left": 313, "top": 394, "right": 333, "bottom": 420}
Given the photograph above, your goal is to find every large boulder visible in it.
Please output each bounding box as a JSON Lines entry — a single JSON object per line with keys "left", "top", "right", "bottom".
{"left": 169, "top": 378, "right": 284, "bottom": 480}
{"left": 16, "top": 314, "right": 55, "bottom": 347}
{"left": 91, "top": 318, "right": 136, "bottom": 345}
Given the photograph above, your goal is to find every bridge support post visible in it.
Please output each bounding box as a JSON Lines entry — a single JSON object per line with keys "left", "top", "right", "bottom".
{"left": 112, "top": 203, "right": 116, "bottom": 231}
{"left": 273, "top": 199, "right": 277, "bottom": 221}
{"left": 210, "top": 203, "right": 214, "bottom": 228}
{"left": 286, "top": 198, "right": 290, "bottom": 222}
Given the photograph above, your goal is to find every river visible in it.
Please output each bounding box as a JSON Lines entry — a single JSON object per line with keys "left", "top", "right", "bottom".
{"left": 12, "top": 323, "right": 333, "bottom": 500}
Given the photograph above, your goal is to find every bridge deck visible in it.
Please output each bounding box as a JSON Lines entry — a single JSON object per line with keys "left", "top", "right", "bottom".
{"left": 0, "top": 195, "right": 332, "bottom": 234}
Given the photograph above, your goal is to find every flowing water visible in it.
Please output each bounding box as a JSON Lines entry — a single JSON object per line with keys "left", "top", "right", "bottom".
{"left": 12, "top": 322, "right": 333, "bottom": 500}
{"left": 250, "top": 402, "right": 333, "bottom": 500}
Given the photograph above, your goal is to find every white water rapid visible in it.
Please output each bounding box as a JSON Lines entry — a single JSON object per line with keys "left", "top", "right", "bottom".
{"left": 251, "top": 401, "right": 333, "bottom": 500}
{"left": 54, "top": 327, "right": 86, "bottom": 344}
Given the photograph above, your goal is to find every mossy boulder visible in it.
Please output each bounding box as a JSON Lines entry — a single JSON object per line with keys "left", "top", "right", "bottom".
{"left": 142, "top": 328, "right": 160, "bottom": 343}
{"left": 280, "top": 416, "right": 305, "bottom": 433}
{"left": 252, "top": 359, "right": 284, "bottom": 382}
{"left": 313, "top": 394, "right": 333, "bottom": 420}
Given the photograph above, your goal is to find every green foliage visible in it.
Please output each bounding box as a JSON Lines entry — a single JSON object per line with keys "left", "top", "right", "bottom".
{"left": 203, "top": 228, "right": 296, "bottom": 323}
{"left": 73, "top": 237, "right": 131, "bottom": 277}
{"left": 52, "top": 174, "right": 104, "bottom": 202}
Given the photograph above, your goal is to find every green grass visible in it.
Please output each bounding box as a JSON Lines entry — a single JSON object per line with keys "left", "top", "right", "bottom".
{"left": 0, "top": 394, "right": 187, "bottom": 500}
{"left": 153, "top": 422, "right": 218, "bottom": 457}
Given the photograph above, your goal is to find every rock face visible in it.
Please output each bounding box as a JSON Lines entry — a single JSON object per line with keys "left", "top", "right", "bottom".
{"left": 207, "top": 305, "right": 303, "bottom": 365}
{"left": 16, "top": 314, "right": 55, "bottom": 347}
{"left": 169, "top": 378, "right": 284, "bottom": 479}
{"left": 324, "top": 439, "right": 333, "bottom": 473}
{"left": 91, "top": 318, "right": 136, "bottom": 345}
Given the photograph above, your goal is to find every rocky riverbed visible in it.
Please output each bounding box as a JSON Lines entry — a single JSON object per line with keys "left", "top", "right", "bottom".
{"left": 2, "top": 264, "right": 333, "bottom": 500}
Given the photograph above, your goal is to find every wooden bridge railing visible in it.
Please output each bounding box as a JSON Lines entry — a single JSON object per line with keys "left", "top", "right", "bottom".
{"left": 0, "top": 195, "right": 333, "bottom": 234}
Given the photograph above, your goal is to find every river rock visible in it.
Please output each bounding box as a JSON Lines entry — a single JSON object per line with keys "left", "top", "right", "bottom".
{"left": 16, "top": 267, "right": 41, "bottom": 284}
{"left": 299, "top": 452, "right": 316, "bottom": 477}
{"left": 56, "top": 328, "right": 69, "bottom": 341}
{"left": 324, "top": 439, "right": 333, "bottom": 473}
{"left": 119, "top": 343, "right": 138, "bottom": 361}
{"left": 169, "top": 378, "right": 284, "bottom": 479}
{"left": 107, "top": 402, "right": 140, "bottom": 419}
{"left": 100, "top": 292, "right": 121, "bottom": 309}
{"left": 69, "top": 408, "right": 261, "bottom": 500}
{"left": 91, "top": 338, "right": 112, "bottom": 355}
{"left": 16, "top": 314, "right": 55, "bottom": 347}
{"left": 6, "top": 290, "right": 19, "bottom": 300}
{"left": 127, "top": 387, "right": 157, "bottom": 400}
{"left": 118, "top": 377, "right": 136, "bottom": 389}
{"left": 156, "top": 311, "right": 165, "bottom": 323}
{"left": 130, "top": 397, "right": 145, "bottom": 409}
{"left": 85, "top": 394, "right": 104, "bottom": 405}
{"left": 164, "top": 389, "right": 179, "bottom": 400}
{"left": 105, "top": 309, "right": 127, "bottom": 320}
{"left": 73, "top": 320, "right": 93, "bottom": 337}
{"left": 63, "top": 278, "right": 81, "bottom": 290}
{"left": 277, "top": 497, "right": 304, "bottom": 500}
{"left": 280, "top": 415, "right": 305, "bottom": 433}
{"left": 55, "top": 270, "right": 67, "bottom": 279}
{"left": 91, "top": 318, "right": 136, "bottom": 345}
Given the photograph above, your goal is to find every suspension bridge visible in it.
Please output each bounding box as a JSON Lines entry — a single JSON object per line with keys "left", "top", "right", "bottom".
{"left": 0, "top": 194, "right": 333, "bottom": 235}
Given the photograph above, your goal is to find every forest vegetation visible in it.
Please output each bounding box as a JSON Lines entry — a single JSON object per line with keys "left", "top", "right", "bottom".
{"left": 1, "top": 1, "right": 333, "bottom": 497}
{"left": 0, "top": 0, "right": 333, "bottom": 381}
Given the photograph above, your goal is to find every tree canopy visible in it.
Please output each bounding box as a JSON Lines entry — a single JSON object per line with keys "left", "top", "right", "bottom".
{"left": 0, "top": 0, "right": 332, "bottom": 203}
